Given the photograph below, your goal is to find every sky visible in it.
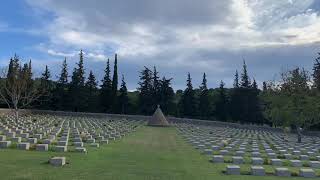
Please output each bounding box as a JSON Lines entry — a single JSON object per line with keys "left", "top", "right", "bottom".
{"left": 0, "top": 0, "right": 319, "bottom": 90}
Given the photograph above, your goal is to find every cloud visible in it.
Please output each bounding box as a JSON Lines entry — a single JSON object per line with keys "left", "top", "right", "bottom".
{"left": 23, "top": 0, "right": 320, "bottom": 89}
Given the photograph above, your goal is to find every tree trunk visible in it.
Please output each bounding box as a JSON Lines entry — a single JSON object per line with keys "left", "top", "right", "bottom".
{"left": 296, "top": 126, "right": 302, "bottom": 143}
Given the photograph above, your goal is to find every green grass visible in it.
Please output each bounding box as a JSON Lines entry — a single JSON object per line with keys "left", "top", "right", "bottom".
{"left": 0, "top": 126, "right": 317, "bottom": 180}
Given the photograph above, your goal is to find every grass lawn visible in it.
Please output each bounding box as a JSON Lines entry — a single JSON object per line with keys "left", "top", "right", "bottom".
{"left": 0, "top": 126, "right": 315, "bottom": 180}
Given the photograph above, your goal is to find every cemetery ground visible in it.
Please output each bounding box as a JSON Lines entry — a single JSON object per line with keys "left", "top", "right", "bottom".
{"left": 0, "top": 126, "right": 317, "bottom": 180}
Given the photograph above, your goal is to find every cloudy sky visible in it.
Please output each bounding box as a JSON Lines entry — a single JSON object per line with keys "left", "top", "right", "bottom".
{"left": 0, "top": 0, "right": 319, "bottom": 90}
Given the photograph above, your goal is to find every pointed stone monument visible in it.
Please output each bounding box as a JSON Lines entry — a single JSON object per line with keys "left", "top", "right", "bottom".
{"left": 148, "top": 105, "right": 170, "bottom": 127}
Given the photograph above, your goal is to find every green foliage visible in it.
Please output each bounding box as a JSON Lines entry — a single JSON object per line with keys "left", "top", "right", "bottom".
{"left": 118, "top": 75, "right": 129, "bottom": 114}
{"left": 179, "top": 73, "right": 197, "bottom": 118}
{"left": 199, "top": 73, "right": 210, "bottom": 119}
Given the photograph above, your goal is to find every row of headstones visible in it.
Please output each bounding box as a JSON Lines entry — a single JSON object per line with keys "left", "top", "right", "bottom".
{"left": 0, "top": 115, "right": 143, "bottom": 153}
{"left": 176, "top": 123, "right": 320, "bottom": 159}
{"left": 175, "top": 123, "right": 320, "bottom": 176}
{"left": 212, "top": 155, "right": 320, "bottom": 168}
{"left": 225, "top": 165, "right": 317, "bottom": 178}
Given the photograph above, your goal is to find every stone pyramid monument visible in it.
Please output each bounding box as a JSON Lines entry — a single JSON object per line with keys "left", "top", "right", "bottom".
{"left": 148, "top": 105, "right": 170, "bottom": 127}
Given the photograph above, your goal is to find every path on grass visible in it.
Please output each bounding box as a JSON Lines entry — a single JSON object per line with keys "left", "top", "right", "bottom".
{"left": 0, "top": 126, "right": 301, "bottom": 180}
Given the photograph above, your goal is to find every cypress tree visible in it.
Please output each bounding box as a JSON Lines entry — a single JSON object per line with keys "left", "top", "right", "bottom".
{"left": 118, "top": 75, "right": 129, "bottom": 114}
{"left": 199, "top": 73, "right": 210, "bottom": 119}
{"left": 100, "top": 59, "right": 112, "bottom": 112}
{"left": 312, "top": 52, "right": 320, "bottom": 91}
{"left": 111, "top": 54, "right": 118, "bottom": 113}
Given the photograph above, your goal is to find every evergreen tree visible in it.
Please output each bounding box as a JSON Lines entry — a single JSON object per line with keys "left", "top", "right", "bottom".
{"left": 199, "top": 73, "right": 210, "bottom": 119}
{"left": 69, "top": 50, "right": 86, "bottom": 112}
{"left": 262, "top": 81, "right": 267, "bottom": 92}
{"left": 240, "top": 60, "right": 250, "bottom": 88}
{"left": 233, "top": 70, "right": 239, "bottom": 88}
{"left": 86, "top": 71, "right": 97, "bottom": 94}
{"left": 85, "top": 70, "right": 98, "bottom": 112}
{"left": 111, "top": 54, "right": 118, "bottom": 113}
{"left": 100, "top": 59, "right": 112, "bottom": 112}
{"left": 216, "top": 80, "right": 228, "bottom": 121}
{"left": 159, "top": 76, "right": 175, "bottom": 115}
{"left": 52, "top": 58, "right": 69, "bottom": 110}
{"left": 118, "top": 75, "right": 129, "bottom": 114}
{"left": 252, "top": 78, "right": 258, "bottom": 89}
{"left": 312, "top": 52, "right": 320, "bottom": 91}
{"left": 59, "top": 58, "right": 68, "bottom": 85}
{"left": 38, "top": 65, "right": 52, "bottom": 109}
{"left": 152, "top": 66, "right": 161, "bottom": 108}
{"left": 180, "top": 73, "right": 197, "bottom": 118}
{"left": 138, "top": 67, "right": 153, "bottom": 115}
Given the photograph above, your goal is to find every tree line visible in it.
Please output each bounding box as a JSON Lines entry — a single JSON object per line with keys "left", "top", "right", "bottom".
{"left": 1, "top": 50, "right": 320, "bottom": 135}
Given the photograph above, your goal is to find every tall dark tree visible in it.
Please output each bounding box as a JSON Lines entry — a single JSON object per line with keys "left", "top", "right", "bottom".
{"left": 240, "top": 60, "right": 251, "bottom": 88}
{"left": 38, "top": 65, "right": 52, "bottom": 109}
{"left": 216, "top": 80, "right": 228, "bottom": 121}
{"left": 52, "top": 58, "right": 69, "bottom": 110}
{"left": 111, "top": 54, "right": 118, "bottom": 113}
{"left": 180, "top": 73, "right": 197, "bottom": 118}
{"left": 199, "top": 73, "right": 210, "bottom": 119}
{"left": 312, "top": 52, "right": 320, "bottom": 91}
{"left": 69, "top": 50, "right": 86, "bottom": 112}
{"left": 118, "top": 75, "right": 129, "bottom": 114}
{"left": 138, "top": 67, "right": 153, "bottom": 115}
{"left": 152, "top": 66, "right": 161, "bottom": 108}
{"left": 159, "top": 76, "right": 175, "bottom": 115}
{"left": 100, "top": 59, "right": 112, "bottom": 112}
{"left": 59, "top": 58, "right": 68, "bottom": 85}
{"left": 85, "top": 70, "right": 98, "bottom": 112}
{"left": 262, "top": 81, "right": 268, "bottom": 92}
{"left": 233, "top": 70, "right": 239, "bottom": 88}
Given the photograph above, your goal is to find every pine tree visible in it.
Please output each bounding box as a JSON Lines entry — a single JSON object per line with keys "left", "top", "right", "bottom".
{"left": 240, "top": 60, "right": 250, "bottom": 88}
{"left": 252, "top": 78, "right": 258, "bottom": 90}
{"left": 85, "top": 70, "right": 98, "bottom": 112}
{"left": 111, "top": 54, "right": 118, "bottom": 113}
{"left": 38, "top": 65, "right": 52, "bottom": 109}
{"left": 152, "top": 66, "right": 161, "bottom": 108}
{"left": 86, "top": 71, "right": 97, "bottom": 94}
{"left": 100, "top": 59, "right": 112, "bottom": 112}
{"left": 159, "top": 76, "right": 175, "bottom": 115}
{"left": 262, "top": 81, "right": 267, "bottom": 92}
{"left": 52, "top": 58, "right": 69, "bottom": 110}
{"left": 312, "top": 52, "right": 320, "bottom": 91}
{"left": 58, "top": 58, "right": 68, "bottom": 85}
{"left": 216, "top": 80, "right": 228, "bottom": 121}
{"left": 233, "top": 70, "right": 239, "bottom": 88}
{"left": 180, "top": 73, "right": 197, "bottom": 118}
{"left": 138, "top": 66, "right": 153, "bottom": 115}
{"left": 118, "top": 75, "right": 129, "bottom": 114}
{"left": 69, "top": 50, "right": 86, "bottom": 112}
{"left": 199, "top": 73, "right": 210, "bottom": 119}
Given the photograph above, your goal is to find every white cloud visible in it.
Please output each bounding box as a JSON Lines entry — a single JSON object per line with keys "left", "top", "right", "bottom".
{"left": 23, "top": 0, "right": 320, "bottom": 88}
